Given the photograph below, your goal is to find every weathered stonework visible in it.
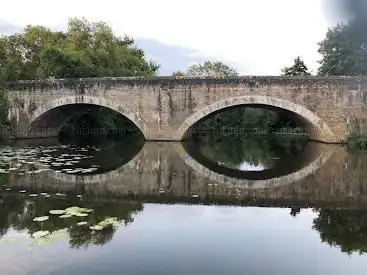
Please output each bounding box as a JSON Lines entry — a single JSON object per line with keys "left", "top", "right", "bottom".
{"left": 6, "top": 76, "right": 367, "bottom": 142}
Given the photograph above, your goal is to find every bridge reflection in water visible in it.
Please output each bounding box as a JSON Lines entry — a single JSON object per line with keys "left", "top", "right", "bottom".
{"left": 5, "top": 136, "right": 367, "bottom": 209}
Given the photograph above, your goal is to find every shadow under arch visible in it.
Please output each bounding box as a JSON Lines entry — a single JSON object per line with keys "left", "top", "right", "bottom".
{"left": 46, "top": 152, "right": 142, "bottom": 184}
{"left": 175, "top": 95, "right": 337, "bottom": 143}
{"left": 27, "top": 95, "right": 147, "bottom": 138}
{"left": 32, "top": 136, "right": 145, "bottom": 184}
{"left": 174, "top": 142, "right": 336, "bottom": 189}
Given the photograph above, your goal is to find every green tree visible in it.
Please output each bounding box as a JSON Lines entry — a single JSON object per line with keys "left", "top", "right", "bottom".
{"left": 186, "top": 61, "right": 238, "bottom": 77}
{"left": 281, "top": 56, "right": 311, "bottom": 76}
{"left": 0, "top": 18, "right": 160, "bottom": 138}
{"left": 0, "top": 17, "right": 159, "bottom": 80}
{"left": 0, "top": 41, "right": 9, "bottom": 138}
{"left": 171, "top": 71, "right": 185, "bottom": 78}
{"left": 313, "top": 209, "right": 367, "bottom": 255}
{"left": 319, "top": 20, "right": 367, "bottom": 148}
{"left": 318, "top": 20, "right": 367, "bottom": 76}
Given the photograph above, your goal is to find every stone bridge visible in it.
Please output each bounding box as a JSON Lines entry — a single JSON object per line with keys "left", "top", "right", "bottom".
{"left": 6, "top": 76, "right": 367, "bottom": 143}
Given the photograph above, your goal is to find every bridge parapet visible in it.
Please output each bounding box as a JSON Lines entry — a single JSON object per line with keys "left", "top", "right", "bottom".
{"left": 7, "top": 75, "right": 367, "bottom": 91}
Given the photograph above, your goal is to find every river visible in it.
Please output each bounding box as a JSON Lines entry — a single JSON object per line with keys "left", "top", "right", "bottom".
{"left": 0, "top": 134, "right": 366, "bottom": 275}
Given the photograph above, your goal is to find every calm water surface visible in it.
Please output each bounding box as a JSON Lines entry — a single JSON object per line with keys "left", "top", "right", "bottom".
{"left": 0, "top": 135, "right": 367, "bottom": 275}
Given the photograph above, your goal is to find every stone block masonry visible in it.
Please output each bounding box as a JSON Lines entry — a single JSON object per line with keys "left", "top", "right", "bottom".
{"left": 6, "top": 76, "right": 367, "bottom": 143}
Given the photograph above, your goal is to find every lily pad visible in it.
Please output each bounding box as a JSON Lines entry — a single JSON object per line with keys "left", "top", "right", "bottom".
{"left": 78, "top": 208, "right": 93, "bottom": 213}
{"left": 77, "top": 221, "right": 88, "bottom": 226}
{"left": 65, "top": 206, "right": 80, "bottom": 212}
{"left": 59, "top": 214, "right": 73, "bottom": 218}
{"left": 29, "top": 229, "right": 68, "bottom": 248}
{"left": 74, "top": 213, "right": 88, "bottom": 217}
{"left": 90, "top": 225, "right": 104, "bottom": 231}
{"left": 33, "top": 216, "right": 49, "bottom": 222}
{"left": 1, "top": 236, "right": 25, "bottom": 244}
{"left": 32, "top": 231, "right": 50, "bottom": 238}
{"left": 49, "top": 210, "right": 67, "bottom": 215}
{"left": 90, "top": 217, "right": 120, "bottom": 231}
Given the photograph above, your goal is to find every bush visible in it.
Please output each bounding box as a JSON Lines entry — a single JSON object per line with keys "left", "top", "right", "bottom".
{"left": 347, "top": 122, "right": 367, "bottom": 150}
{"left": 0, "top": 89, "right": 9, "bottom": 140}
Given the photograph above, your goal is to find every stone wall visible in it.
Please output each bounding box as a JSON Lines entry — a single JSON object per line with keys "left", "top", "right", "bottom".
{"left": 6, "top": 76, "right": 367, "bottom": 142}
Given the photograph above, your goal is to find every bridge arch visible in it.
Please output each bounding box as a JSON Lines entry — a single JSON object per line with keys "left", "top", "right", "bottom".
{"left": 27, "top": 96, "right": 147, "bottom": 138}
{"left": 175, "top": 95, "right": 337, "bottom": 142}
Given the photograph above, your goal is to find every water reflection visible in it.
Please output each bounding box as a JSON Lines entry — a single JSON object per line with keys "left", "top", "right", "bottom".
{"left": 183, "top": 135, "right": 316, "bottom": 180}
{"left": 0, "top": 135, "right": 361, "bottom": 206}
{"left": 1, "top": 204, "right": 367, "bottom": 275}
{"left": 313, "top": 209, "right": 367, "bottom": 255}
{"left": 0, "top": 135, "right": 144, "bottom": 176}
{"left": 185, "top": 135, "right": 309, "bottom": 172}
{"left": 0, "top": 193, "right": 143, "bottom": 249}
{"left": 0, "top": 136, "right": 367, "bottom": 274}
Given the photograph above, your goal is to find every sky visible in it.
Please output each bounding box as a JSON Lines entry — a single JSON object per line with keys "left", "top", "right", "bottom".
{"left": 0, "top": 0, "right": 338, "bottom": 75}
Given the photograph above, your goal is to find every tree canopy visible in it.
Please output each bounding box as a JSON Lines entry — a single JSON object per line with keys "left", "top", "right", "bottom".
{"left": 0, "top": 17, "right": 159, "bottom": 81}
{"left": 318, "top": 19, "right": 367, "bottom": 76}
{"left": 313, "top": 209, "right": 367, "bottom": 255}
{"left": 0, "top": 18, "right": 160, "bottom": 138}
{"left": 281, "top": 56, "right": 311, "bottom": 76}
{"left": 185, "top": 61, "right": 238, "bottom": 77}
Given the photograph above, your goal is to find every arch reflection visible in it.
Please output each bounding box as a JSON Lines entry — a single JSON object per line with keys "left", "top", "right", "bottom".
{"left": 179, "top": 135, "right": 335, "bottom": 188}
{"left": 8, "top": 135, "right": 144, "bottom": 184}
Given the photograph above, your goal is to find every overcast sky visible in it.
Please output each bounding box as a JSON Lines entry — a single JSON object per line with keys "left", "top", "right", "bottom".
{"left": 0, "top": 0, "right": 337, "bottom": 75}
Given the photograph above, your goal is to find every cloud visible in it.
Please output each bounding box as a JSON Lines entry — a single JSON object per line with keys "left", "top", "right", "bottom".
{"left": 0, "top": 20, "right": 246, "bottom": 76}
{"left": 0, "top": 20, "right": 21, "bottom": 34}
{"left": 0, "top": 0, "right": 334, "bottom": 75}
{"left": 134, "top": 37, "right": 204, "bottom": 75}
{"left": 135, "top": 37, "right": 248, "bottom": 75}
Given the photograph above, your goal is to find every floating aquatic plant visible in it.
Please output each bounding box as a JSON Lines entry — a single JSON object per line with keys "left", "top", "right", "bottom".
{"left": 51, "top": 206, "right": 94, "bottom": 218}
{"left": 32, "top": 231, "right": 50, "bottom": 238}
{"left": 33, "top": 216, "right": 49, "bottom": 222}
{"left": 0, "top": 236, "right": 26, "bottom": 244}
{"left": 90, "top": 217, "right": 120, "bottom": 231}
{"left": 59, "top": 214, "right": 73, "bottom": 218}
{"left": 29, "top": 229, "right": 68, "bottom": 248}
{"left": 74, "top": 213, "right": 88, "bottom": 217}
{"left": 49, "top": 210, "right": 67, "bottom": 215}
{"left": 90, "top": 225, "right": 104, "bottom": 231}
